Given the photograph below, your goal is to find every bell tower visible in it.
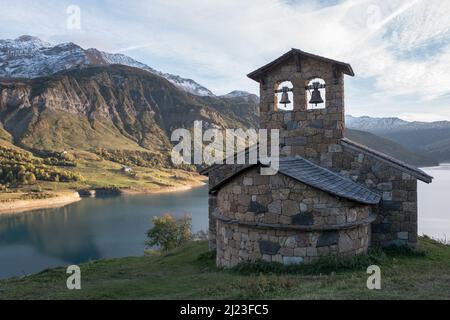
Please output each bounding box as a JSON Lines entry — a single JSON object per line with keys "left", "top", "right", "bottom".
{"left": 247, "top": 49, "right": 354, "bottom": 166}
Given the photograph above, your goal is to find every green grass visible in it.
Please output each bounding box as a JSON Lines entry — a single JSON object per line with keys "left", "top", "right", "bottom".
{"left": 1, "top": 134, "right": 203, "bottom": 196}
{"left": 0, "top": 237, "right": 449, "bottom": 300}
{"left": 55, "top": 156, "right": 202, "bottom": 191}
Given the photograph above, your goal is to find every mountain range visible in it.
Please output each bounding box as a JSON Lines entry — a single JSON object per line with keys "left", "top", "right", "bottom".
{"left": 0, "top": 35, "right": 441, "bottom": 169}
{"left": 347, "top": 115, "right": 450, "bottom": 163}
{"left": 0, "top": 65, "right": 258, "bottom": 154}
{"left": 0, "top": 35, "right": 214, "bottom": 96}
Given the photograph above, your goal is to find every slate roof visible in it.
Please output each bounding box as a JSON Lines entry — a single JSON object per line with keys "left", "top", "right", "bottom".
{"left": 201, "top": 139, "right": 434, "bottom": 184}
{"left": 200, "top": 144, "right": 259, "bottom": 175}
{"left": 247, "top": 48, "right": 354, "bottom": 82}
{"left": 209, "top": 156, "right": 382, "bottom": 205}
{"left": 277, "top": 157, "right": 381, "bottom": 205}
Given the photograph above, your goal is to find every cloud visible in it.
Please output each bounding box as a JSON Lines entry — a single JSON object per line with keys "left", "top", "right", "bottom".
{"left": 0, "top": 0, "right": 450, "bottom": 120}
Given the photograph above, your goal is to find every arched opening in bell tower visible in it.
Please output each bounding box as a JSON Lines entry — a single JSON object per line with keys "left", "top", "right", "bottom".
{"left": 306, "top": 78, "right": 326, "bottom": 110}
{"left": 274, "top": 81, "right": 294, "bottom": 112}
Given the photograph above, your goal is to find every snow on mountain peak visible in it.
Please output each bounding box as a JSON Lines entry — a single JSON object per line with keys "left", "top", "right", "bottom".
{"left": 0, "top": 35, "right": 51, "bottom": 53}
{"left": 0, "top": 35, "right": 214, "bottom": 97}
{"left": 15, "top": 35, "right": 51, "bottom": 47}
{"left": 346, "top": 115, "right": 410, "bottom": 132}
{"left": 221, "top": 90, "right": 253, "bottom": 98}
{"left": 87, "top": 48, "right": 214, "bottom": 96}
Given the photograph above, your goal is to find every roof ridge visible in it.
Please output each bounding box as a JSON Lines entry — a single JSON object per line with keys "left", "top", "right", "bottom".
{"left": 247, "top": 49, "right": 354, "bottom": 82}
{"left": 341, "top": 138, "right": 433, "bottom": 183}
{"left": 208, "top": 155, "right": 381, "bottom": 205}
{"left": 276, "top": 156, "right": 381, "bottom": 205}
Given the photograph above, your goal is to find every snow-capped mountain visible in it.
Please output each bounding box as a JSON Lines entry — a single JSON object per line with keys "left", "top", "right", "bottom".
{"left": 346, "top": 115, "right": 450, "bottom": 132}
{"left": 346, "top": 115, "right": 450, "bottom": 162}
{"left": 221, "top": 90, "right": 253, "bottom": 98}
{"left": 346, "top": 115, "right": 410, "bottom": 132}
{"left": 0, "top": 35, "right": 93, "bottom": 79}
{"left": 86, "top": 48, "right": 214, "bottom": 96}
{"left": 0, "top": 35, "right": 214, "bottom": 97}
{"left": 159, "top": 73, "right": 214, "bottom": 97}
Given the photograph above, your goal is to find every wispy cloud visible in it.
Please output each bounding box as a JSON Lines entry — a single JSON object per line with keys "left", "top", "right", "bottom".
{"left": 0, "top": 0, "right": 449, "bottom": 120}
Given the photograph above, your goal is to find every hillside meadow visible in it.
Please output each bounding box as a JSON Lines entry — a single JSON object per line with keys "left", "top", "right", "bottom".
{"left": 0, "top": 237, "right": 448, "bottom": 300}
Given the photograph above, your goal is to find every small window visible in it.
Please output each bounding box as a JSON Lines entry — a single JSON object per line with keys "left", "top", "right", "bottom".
{"left": 274, "top": 81, "right": 293, "bottom": 111}
{"left": 306, "top": 78, "right": 326, "bottom": 110}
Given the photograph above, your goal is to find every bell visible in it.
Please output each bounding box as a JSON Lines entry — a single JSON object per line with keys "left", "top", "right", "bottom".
{"left": 309, "top": 82, "right": 324, "bottom": 106}
{"left": 279, "top": 87, "right": 291, "bottom": 107}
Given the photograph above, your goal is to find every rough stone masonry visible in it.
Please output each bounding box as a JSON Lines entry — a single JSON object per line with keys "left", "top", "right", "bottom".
{"left": 202, "top": 49, "right": 433, "bottom": 268}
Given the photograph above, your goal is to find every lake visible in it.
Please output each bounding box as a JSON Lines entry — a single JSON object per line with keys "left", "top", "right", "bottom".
{"left": 0, "top": 186, "right": 209, "bottom": 279}
{"left": 0, "top": 165, "right": 449, "bottom": 279}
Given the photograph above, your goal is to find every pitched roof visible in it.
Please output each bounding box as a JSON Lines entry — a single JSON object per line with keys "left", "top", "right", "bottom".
{"left": 199, "top": 144, "right": 258, "bottom": 175}
{"left": 202, "top": 139, "right": 434, "bottom": 184}
{"left": 341, "top": 138, "right": 433, "bottom": 184}
{"left": 247, "top": 48, "right": 355, "bottom": 82}
{"left": 210, "top": 156, "right": 382, "bottom": 205}
{"left": 278, "top": 157, "right": 381, "bottom": 204}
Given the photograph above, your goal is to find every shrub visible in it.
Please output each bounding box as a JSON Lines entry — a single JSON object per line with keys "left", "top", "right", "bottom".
{"left": 383, "top": 244, "right": 427, "bottom": 256}
{"left": 146, "top": 213, "right": 192, "bottom": 251}
{"left": 24, "top": 172, "right": 36, "bottom": 184}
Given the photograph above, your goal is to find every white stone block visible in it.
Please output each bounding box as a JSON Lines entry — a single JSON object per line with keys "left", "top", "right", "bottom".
{"left": 283, "top": 256, "right": 304, "bottom": 265}
{"left": 397, "top": 232, "right": 409, "bottom": 240}
{"left": 243, "top": 177, "right": 253, "bottom": 186}
{"left": 300, "top": 203, "right": 308, "bottom": 212}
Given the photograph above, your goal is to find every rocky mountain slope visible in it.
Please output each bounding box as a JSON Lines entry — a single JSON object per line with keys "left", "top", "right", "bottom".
{"left": 0, "top": 35, "right": 213, "bottom": 96}
{"left": 0, "top": 64, "right": 258, "bottom": 156}
{"left": 347, "top": 115, "right": 450, "bottom": 162}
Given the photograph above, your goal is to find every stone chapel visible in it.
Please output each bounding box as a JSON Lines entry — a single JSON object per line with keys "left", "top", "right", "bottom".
{"left": 201, "top": 49, "right": 433, "bottom": 267}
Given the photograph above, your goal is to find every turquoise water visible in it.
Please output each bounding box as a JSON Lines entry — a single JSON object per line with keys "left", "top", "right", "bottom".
{"left": 0, "top": 186, "right": 208, "bottom": 279}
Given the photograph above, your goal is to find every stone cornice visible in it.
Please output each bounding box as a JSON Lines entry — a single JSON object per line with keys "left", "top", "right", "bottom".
{"left": 213, "top": 211, "right": 376, "bottom": 232}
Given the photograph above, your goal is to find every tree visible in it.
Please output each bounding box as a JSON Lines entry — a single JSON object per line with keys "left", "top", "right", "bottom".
{"left": 146, "top": 213, "right": 192, "bottom": 251}
{"left": 25, "top": 172, "right": 36, "bottom": 184}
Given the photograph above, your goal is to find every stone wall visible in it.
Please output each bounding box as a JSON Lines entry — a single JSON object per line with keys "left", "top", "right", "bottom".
{"left": 207, "top": 163, "right": 253, "bottom": 251}
{"left": 335, "top": 143, "right": 418, "bottom": 247}
{"left": 259, "top": 55, "right": 345, "bottom": 164}
{"left": 208, "top": 193, "right": 218, "bottom": 251}
{"left": 255, "top": 54, "right": 419, "bottom": 248}
{"left": 216, "top": 222, "right": 370, "bottom": 268}
{"left": 215, "top": 167, "right": 372, "bottom": 267}
{"left": 207, "top": 53, "right": 421, "bottom": 253}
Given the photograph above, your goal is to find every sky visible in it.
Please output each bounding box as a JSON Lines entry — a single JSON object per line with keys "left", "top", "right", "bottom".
{"left": 1, "top": 0, "right": 450, "bottom": 121}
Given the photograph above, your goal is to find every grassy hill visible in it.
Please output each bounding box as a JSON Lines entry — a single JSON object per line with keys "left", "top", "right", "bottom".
{"left": 0, "top": 237, "right": 448, "bottom": 300}
{"left": 0, "top": 144, "right": 203, "bottom": 199}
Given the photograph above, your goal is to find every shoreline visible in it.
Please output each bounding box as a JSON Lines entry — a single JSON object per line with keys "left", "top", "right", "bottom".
{"left": 121, "top": 179, "right": 207, "bottom": 195}
{"left": 0, "top": 191, "right": 82, "bottom": 215}
{"left": 0, "top": 178, "right": 207, "bottom": 215}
